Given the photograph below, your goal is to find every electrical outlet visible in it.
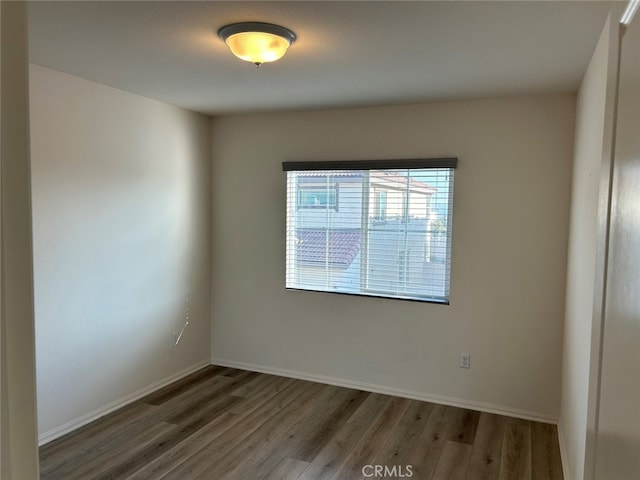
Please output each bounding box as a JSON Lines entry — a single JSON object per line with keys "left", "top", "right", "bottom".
{"left": 460, "top": 352, "right": 470, "bottom": 369}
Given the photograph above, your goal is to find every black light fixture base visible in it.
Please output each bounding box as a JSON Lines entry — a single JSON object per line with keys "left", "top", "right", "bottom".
{"left": 217, "top": 22, "right": 297, "bottom": 45}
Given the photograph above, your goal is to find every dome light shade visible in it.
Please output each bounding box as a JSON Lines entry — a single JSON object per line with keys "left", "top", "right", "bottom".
{"left": 218, "top": 22, "right": 297, "bottom": 66}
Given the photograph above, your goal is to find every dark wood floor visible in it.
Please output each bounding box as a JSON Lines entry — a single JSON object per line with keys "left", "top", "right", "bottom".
{"left": 39, "top": 365, "right": 563, "bottom": 480}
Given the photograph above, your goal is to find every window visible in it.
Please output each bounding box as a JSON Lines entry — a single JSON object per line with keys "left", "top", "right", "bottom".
{"left": 298, "top": 185, "right": 337, "bottom": 209}
{"left": 283, "top": 158, "right": 456, "bottom": 303}
{"left": 374, "top": 190, "right": 387, "bottom": 220}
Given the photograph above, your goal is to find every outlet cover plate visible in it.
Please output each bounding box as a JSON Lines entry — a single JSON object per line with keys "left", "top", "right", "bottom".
{"left": 460, "top": 353, "right": 470, "bottom": 368}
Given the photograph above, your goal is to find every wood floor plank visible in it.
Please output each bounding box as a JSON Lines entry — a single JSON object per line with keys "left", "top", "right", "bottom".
{"left": 370, "top": 399, "right": 434, "bottom": 469}
{"left": 228, "top": 375, "right": 296, "bottom": 415}
{"left": 87, "top": 394, "right": 243, "bottom": 480}
{"left": 466, "top": 412, "right": 507, "bottom": 480}
{"left": 82, "top": 375, "right": 228, "bottom": 454}
{"left": 122, "top": 412, "right": 238, "bottom": 480}
{"left": 140, "top": 365, "right": 220, "bottom": 406}
{"left": 47, "top": 370, "right": 234, "bottom": 465}
{"left": 264, "top": 457, "right": 309, "bottom": 480}
{"left": 40, "top": 367, "right": 563, "bottom": 480}
{"left": 448, "top": 408, "right": 481, "bottom": 445}
{"left": 499, "top": 420, "right": 532, "bottom": 480}
{"left": 199, "top": 383, "right": 340, "bottom": 480}
{"left": 228, "top": 387, "right": 369, "bottom": 480}
{"left": 40, "top": 402, "right": 159, "bottom": 468}
{"left": 163, "top": 371, "right": 257, "bottom": 425}
{"left": 296, "top": 394, "right": 389, "bottom": 480}
{"left": 216, "top": 367, "right": 247, "bottom": 378}
{"left": 531, "top": 422, "right": 563, "bottom": 480}
{"left": 405, "top": 404, "right": 456, "bottom": 480}
{"left": 432, "top": 440, "right": 473, "bottom": 480}
{"left": 205, "top": 366, "right": 236, "bottom": 377}
{"left": 74, "top": 373, "right": 241, "bottom": 469}
{"left": 44, "top": 422, "right": 176, "bottom": 480}
{"left": 38, "top": 447, "right": 87, "bottom": 478}
{"left": 158, "top": 380, "right": 322, "bottom": 480}
{"left": 123, "top": 376, "right": 297, "bottom": 480}
{"left": 288, "top": 389, "right": 370, "bottom": 462}
{"left": 41, "top": 407, "right": 163, "bottom": 480}
{"left": 328, "top": 396, "right": 411, "bottom": 480}
{"left": 228, "top": 372, "right": 280, "bottom": 398}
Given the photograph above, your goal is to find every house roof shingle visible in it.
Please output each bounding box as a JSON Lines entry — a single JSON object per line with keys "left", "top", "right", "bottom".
{"left": 297, "top": 230, "right": 361, "bottom": 267}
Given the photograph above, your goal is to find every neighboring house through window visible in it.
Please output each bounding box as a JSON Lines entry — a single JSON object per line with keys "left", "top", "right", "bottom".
{"left": 283, "top": 159, "right": 457, "bottom": 303}
{"left": 374, "top": 190, "right": 387, "bottom": 221}
{"left": 298, "top": 185, "right": 338, "bottom": 209}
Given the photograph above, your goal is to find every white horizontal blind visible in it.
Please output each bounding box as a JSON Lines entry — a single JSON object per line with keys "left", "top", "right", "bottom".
{"left": 284, "top": 163, "right": 455, "bottom": 303}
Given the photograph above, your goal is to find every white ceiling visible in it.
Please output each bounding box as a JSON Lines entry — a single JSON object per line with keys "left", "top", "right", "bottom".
{"left": 28, "top": 1, "right": 619, "bottom": 115}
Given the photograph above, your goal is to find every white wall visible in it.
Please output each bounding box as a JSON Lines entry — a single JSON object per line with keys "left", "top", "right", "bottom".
{"left": 0, "top": 2, "right": 40, "bottom": 478}
{"left": 29, "top": 65, "right": 212, "bottom": 441}
{"left": 595, "top": 11, "right": 640, "bottom": 479}
{"left": 557, "top": 16, "right": 619, "bottom": 480}
{"left": 210, "top": 95, "right": 574, "bottom": 420}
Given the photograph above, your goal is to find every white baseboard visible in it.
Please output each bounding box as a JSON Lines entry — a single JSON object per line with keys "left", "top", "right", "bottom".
{"left": 211, "top": 357, "right": 559, "bottom": 425}
{"left": 38, "top": 360, "right": 210, "bottom": 446}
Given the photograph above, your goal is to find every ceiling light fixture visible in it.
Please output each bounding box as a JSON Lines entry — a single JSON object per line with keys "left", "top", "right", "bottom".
{"left": 218, "top": 22, "right": 297, "bottom": 66}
